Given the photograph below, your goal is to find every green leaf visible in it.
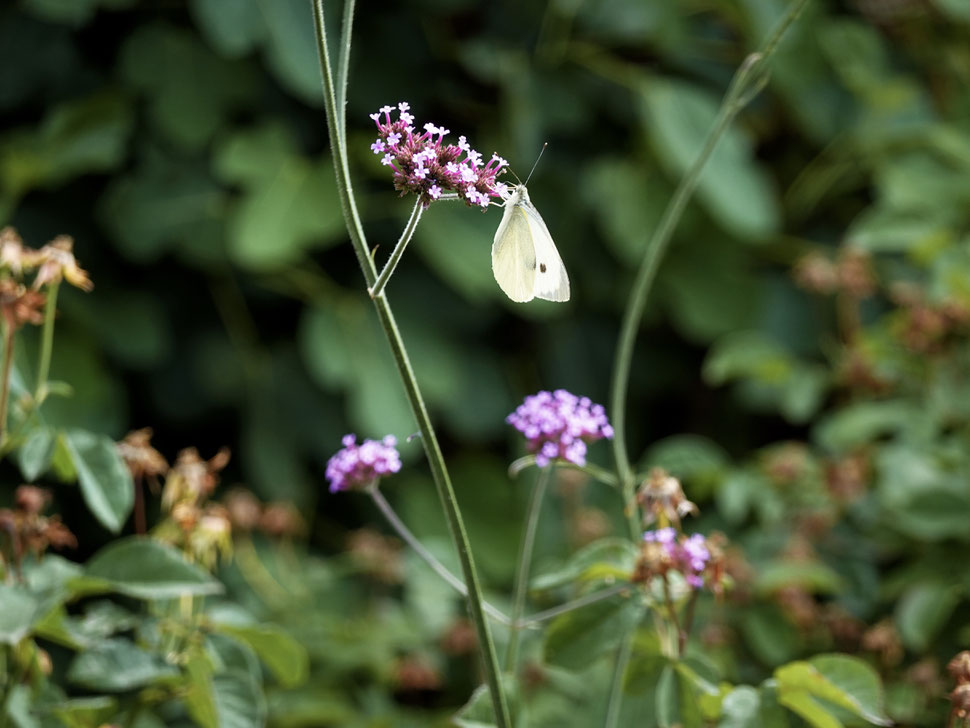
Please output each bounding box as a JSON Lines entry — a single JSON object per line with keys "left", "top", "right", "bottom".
{"left": 21, "top": 0, "right": 135, "bottom": 27}
{"left": 544, "top": 595, "right": 644, "bottom": 670}
{"left": 531, "top": 538, "right": 639, "bottom": 591}
{"left": 719, "top": 686, "right": 761, "bottom": 728}
{"left": 755, "top": 561, "right": 845, "bottom": 596}
{"left": 454, "top": 679, "right": 520, "bottom": 728}
{"left": 184, "top": 651, "right": 219, "bottom": 728}
{"left": 17, "top": 426, "right": 56, "bottom": 482}
{"left": 51, "top": 697, "right": 119, "bottom": 728}
{"left": 813, "top": 400, "right": 917, "bottom": 453}
{"left": 257, "top": 0, "right": 322, "bottom": 104}
{"left": 189, "top": 0, "right": 264, "bottom": 57}
{"left": 638, "top": 78, "right": 780, "bottom": 240}
{"left": 84, "top": 537, "right": 222, "bottom": 599}
{"left": 213, "top": 123, "right": 343, "bottom": 268}
{"left": 0, "top": 584, "right": 40, "bottom": 645}
{"left": 67, "top": 638, "right": 179, "bottom": 691}
{"left": 120, "top": 23, "right": 256, "bottom": 151}
{"left": 212, "top": 622, "right": 309, "bottom": 688}
{"left": 64, "top": 429, "right": 134, "bottom": 533}
{"left": 895, "top": 582, "right": 960, "bottom": 651}
{"left": 212, "top": 673, "right": 267, "bottom": 728}
{"left": 776, "top": 655, "right": 891, "bottom": 727}
{"left": 656, "top": 664, "right": 678, "bottom": 728}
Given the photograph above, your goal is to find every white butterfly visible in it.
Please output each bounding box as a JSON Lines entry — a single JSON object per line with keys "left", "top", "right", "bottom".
{"left": 491, "top": 185, "right": 570, "bottom": 303}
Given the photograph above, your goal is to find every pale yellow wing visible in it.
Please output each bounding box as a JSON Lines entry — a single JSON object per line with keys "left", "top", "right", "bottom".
{"left": 491, "top": 194, "right": 537, "bottom": 303}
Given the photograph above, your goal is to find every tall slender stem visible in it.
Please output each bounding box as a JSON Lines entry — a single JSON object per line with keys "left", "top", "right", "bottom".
{"left": 335, "top": 0, "right": 355, "bottom": 146}
{"left": 35, "top": 281, "right": 58, "bottom": 405}
{"left": 369, "top": 200, "right": 423, "bottom": 298}
{"left": 505, "top": 466, "right": 552, "bottom": 671}
{"left": 604, "top": 631, "right": 634, "bottom": 728}
{"left": 0, "top": 320, "right": 15, "bottom": 447}
{"left": 311, "top": 4, "right": 511, "bottom": 725}
{"left": 609, "top": 0, "right": 811, "bottom": 533}
{"left": 518, "top": 584, "right": 628, "bottom": 627}
{"left": 368, "top": 486, "right": 510, "bottom": 625}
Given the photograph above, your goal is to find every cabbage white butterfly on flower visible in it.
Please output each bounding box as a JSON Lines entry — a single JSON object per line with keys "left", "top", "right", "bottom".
{"left": 491, "top": 182, "right": 570, "bottom": 303}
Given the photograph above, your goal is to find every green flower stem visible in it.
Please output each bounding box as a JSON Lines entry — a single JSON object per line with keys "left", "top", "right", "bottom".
{"left": 311, "top": 4, "right": 511, "bottom": 725}
{"left": 609, "top": 0, "right": 811, "bottom": 539}
{"left": 367, "top": 486, "right": 511, "bottom": 625}
{"left": 604, "top": 630, "right": 634, "bottom": 728}
{"left": 369, "top": 199, "right": 423, "bottom": 298}
{"left": 35, "top": 280, "right": 59, "bottom": 405}
{"left": 0, "top": 320, "right": 15, "bottom": 447}
{"left": 508, "top": 455, "right": 618, "bottom": 487}
{"left": 518, "top": 584, "right": 629, "bottom": 627}
{"left": 335, "top": 0, "right": 355, "bottom": 146}
{"left": 505, "top": 465, "right": 552, "bottom": 671}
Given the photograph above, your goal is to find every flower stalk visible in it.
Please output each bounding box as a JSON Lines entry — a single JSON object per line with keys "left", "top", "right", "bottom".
{"left": 369, "top": 199, "right": 423, "bottom": 298}
{"left": 310, "top": 3, "right": 511, "bottom": 725}
{"left": 35, "top": 280, "right": 58, "bottom": 405}
{"left": 505, "top": 465, "right": 552, "bottom": 671}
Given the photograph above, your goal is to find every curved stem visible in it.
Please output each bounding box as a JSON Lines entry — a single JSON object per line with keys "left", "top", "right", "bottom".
{"left": 311, "top": 5, "right": 511, "bottom": 725}
{"left": 505, "top": 466, "right": 552, "bottom": 670}
{"left": 518, "top": 584, "right": 628, "bottom": 627}
{"left": 0, "top": 320, "right": 13, "bottom": 447}
{"left": 369, "top": 200, "right": 423, "bottom": 298}
{"left": 368, "top": 486, "right": 510, "bottom": 625}
{"left": 609, "top": 0, "right": 811, "bottom": 539}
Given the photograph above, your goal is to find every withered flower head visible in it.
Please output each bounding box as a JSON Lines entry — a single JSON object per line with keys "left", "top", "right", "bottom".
{"left": 0, "top": 279, "right": 46, "bottom": 329}
{"left": 949, "top": 651, "right": 970, "bottom": 685}
{"left": 392, "top": 655, "right": 442, "bottom": 692}
{"left": 162, "top": 446, "right": 230, "bottom": 511}
{"left": 16, "top": 485, "right": 50, "bottom": 516}
{"left": 950, "top": 683, "right": 970, "bottom": 724}
{"left": 118, "top": 428, "right": 169, "bottom": 483}
{"left": 825, "top": 452, "right": 870, "bottom": 503}
{"left": 836, "top": 247, "right": 876, "bottom": 299}
{"left": 794, "top": 252, "right": 838, "bottom": 295}
{"left": 223, "top": 488, "right": 262, "bottom": 532}
{"left": 346, "top": 528, "right": 403, "bottom": 584}
{"left": 0, "top": 227, "right": 36, "bottom": 275}
{"left": 259, "top": 502, "right": 305, "bottom": 538}
{"left": 761, "top": 442, "right": 810, "bottom": 486}
{"left": 33, "top": 235, "right": 93, "bottom": 292}
{"left": 188, "top": 504, "right": 233, "bottom": 570}
{"left": 440, "top": 618, "right": 477, "bottom": 656}
{"left": 861, "top": 618, "right": 903, "bottom": 668}
{"left": 636, "top": 468, "right": 698, "bottom": 528}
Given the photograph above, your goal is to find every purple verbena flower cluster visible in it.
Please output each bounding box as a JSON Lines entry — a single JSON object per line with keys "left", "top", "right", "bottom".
{"left": 369, "top": 102, "right": 509, "bottom": 209}
{"left": 326, "top": 434, "right": 402, "bottom": 493}
{"left": 507, "top": 389, "right": 614, "bottom": 468}
{"left": 643, "top": 527, "right": 711, "bottom": 588}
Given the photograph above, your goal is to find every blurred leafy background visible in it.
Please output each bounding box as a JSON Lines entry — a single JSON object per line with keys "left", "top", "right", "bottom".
{"left": 4, "top": 0, "right": 970, "bottom": 724}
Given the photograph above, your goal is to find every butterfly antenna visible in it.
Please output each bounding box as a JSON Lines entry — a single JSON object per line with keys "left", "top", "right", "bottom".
{"left": 523, "top": 142, "right": 548, "bottom": 185}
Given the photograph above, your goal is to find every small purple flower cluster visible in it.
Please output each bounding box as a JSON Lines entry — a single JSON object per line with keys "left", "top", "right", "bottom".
{"left": 506, "top": 390, "right": 614, "bottom": 467}
{"left": 369, "top": 102, "right": 509, "bottom": 209}
{"left": 326, "top": 434, "right": 402, "bottom": 493}
{"left": 643, "top": 528, "right": 711, "bottom": 588}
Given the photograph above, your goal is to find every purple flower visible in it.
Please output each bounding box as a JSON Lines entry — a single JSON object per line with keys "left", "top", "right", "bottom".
{"left": 506, "top": 390, "right": 614, "bottom": 467}
{"left": 326, "top": 434, "right": 402, "bottom": 493}
{"left": 642, "top": 529, "right": 712, "bottom": 589}
{"left": 368, "top": 101, "right": 509, "bottom": 209}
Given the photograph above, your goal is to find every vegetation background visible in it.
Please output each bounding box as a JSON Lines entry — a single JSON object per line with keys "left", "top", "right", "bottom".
{"left": 3, "top": 0, "right": 970, "bottom": 725}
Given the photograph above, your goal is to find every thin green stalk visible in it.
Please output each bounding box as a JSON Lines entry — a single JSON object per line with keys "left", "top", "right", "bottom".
{"left": 609, "top": 0, "right": 811, "bottom": 538}
{"left": 367, "top": 486, "right": 510, "bottom": 625}
{"left": 311, "top": 4, "right": 511, "bottom": 725}
{"left": 518, "top": 584, "right": 628, "bottom": 627}
{"left": 505, "top": 466, "right": 552, "bottom": 671}
{"left": 369, "top": 199, "right": 423, "bottom": 298}
{"left": 35, "top": 280, "right": 59, "bottom": 405}
{"left": 603, "top": 631, "right": 634, "bottom": 728}
{"left": 0, "top": 320, "right": 15, "bottom": 447}
{"left": 335, "top": 0, "right": 355, "bottom": 145}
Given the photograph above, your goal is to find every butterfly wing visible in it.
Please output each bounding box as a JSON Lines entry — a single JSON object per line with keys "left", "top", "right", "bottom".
{"left": 522, "top": 200, "right": 570, "bottom": 302}
{"left": 492, "top": 189, "right": 538, "bottom": 303}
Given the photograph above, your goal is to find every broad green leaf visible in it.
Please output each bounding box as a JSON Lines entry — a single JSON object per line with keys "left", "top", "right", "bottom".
{"left": 0, "top": 585, "right": 40, "bottom": 645}
{"left": 895, "top": 582, "right": 960, "bottom": 651}
{"left": 189, "top": 0, "right": 264, "bottom": 57}
{"left": 656, "top": 664, "right": 678, "bottom": 728}
{"left": 17, "top": 426, "right": 56, "bottom": 481}
{"left": 51, "top": 697, "right": 118, "bottom": 728}
{"left": 64, "top": 429, "right": 134, "bottom": 533}
{"left": 185, "top": 651, "right": 218, "bottom": 728}
{"left": 258, "top": 0, "right": 322, "bottom": 104}
{"left": 719, "top": 686, "right": 761, "bottom": 728}
{"left": 214, "top": 123, "right": 343, "bottom": 268}
{"left": 213, "top": 622, "right": 309, "bottom": 688}
{"left": 213, "top": 673, "right": 267, "bottom": 728}
{"left": 0, "top": 91, "right": 132, "bottom": 203}
{"left": 776, "top": 655, "right": 890, "bottom": 726}
{"left": 544, "top": 596, "right": 644, "bottom": 670}
{"left": 755, "top": 561, "right": 845, "bottom": 596}
{"left": 120, "top": 23, "right": 256, "bottom": 151}
{"left": 740, "top": 606, "right": 800, "bottom": 667}
{"left": 531, "top": 538, "right": 638, "bottom": 591}
{"left": 85, "top": 537, "right": 222, "bottom": 599}
{"left": 813, "top": 400, "right": 916, "bottom": 453}
{"left": 638, "top": 78, "right": 780, "bottom": 240}
{"left": 67, "top": 639, "right": 179, "bottom": 691}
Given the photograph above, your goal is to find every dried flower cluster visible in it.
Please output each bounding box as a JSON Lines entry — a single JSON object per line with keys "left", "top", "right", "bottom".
{"left": 369, "top": 102, "right": 509, "bottom": 208}
{"left": 0, "top": 485, "right": 76, "bottom": 574}
{"left": 506, "top": 390, "right": 614, "bottom": 467}
{"left": 326, "top": 434, "right": 402, "bottom": 493}
{"left": 636, "top": 528, "right": 717, "bottom": 589}
{"left": 950, "top": 651, "right": 970, "bottom": 727}
{"left": 636, "top": 468, "right": 698, "bottom": 528}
